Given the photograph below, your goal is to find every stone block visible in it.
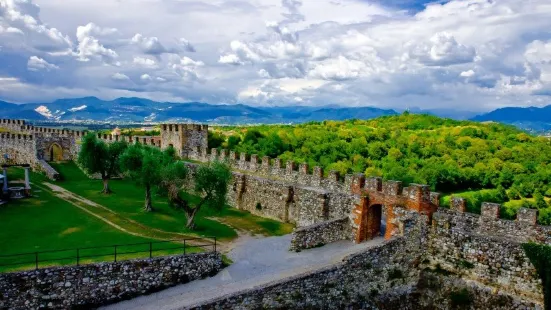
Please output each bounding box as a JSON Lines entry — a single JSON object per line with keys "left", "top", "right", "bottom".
{"left": 286, "top": 161, "right": 295, "bottom": 175}
{"left": 517, "top": 207, "right": 538, "bottom": 225}
{"left": 481, "top": 202, "right": 500, "bottom": 218}
{"left": 383, "top": 181, "right": 402, "bottom": 196}
{"left": 450, "top": 197, "right": 466, "bottom": 212}
{"left": 365, "top": 177, "right": 382, "bottom": 192}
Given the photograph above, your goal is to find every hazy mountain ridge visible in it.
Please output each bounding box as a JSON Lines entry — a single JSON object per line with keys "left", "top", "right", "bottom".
{"left": 0, "top": 97, "right": 398, "bottom": 124}
{"left": 1, "top": 97, "right": 550, "bottom": 133}
{"left": 471, "top": 105, "right": 551, "bottom": 134}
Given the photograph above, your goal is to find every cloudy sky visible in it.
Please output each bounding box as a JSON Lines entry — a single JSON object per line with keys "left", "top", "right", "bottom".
{"left": 0, "top": 0, "right": 550, "bottom": 112}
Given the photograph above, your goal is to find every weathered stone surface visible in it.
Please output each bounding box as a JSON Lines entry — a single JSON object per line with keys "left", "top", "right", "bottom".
{"left": 190, "top": 213, "right": 427, "bottom": 310}
{"left": 189, "top": 207, "right": 549, "bottom": 309}
{"left": 290, "top": 217, "right": 351, "bottom": 251}
{"left": 0, "top": 252, "right": 223, "bottom": 310}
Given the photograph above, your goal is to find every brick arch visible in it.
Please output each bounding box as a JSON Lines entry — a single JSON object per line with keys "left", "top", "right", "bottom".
{"left": 350, "top": 176, "right": 440, "bottom": 243}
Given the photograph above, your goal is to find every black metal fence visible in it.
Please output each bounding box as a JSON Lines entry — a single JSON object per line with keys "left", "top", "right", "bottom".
{"left": 0, "top": 237, "right": 217, "bottom": 272}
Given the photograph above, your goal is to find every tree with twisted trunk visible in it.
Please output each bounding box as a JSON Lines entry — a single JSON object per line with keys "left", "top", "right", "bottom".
{"left": 159, "top": 161, "right": 231, "bottom": 230}
{"left": 78, "top": 133, "right": 128, "bottom": 194}
{"left": 120, "top": 144, "right": 175, "bottom": 212}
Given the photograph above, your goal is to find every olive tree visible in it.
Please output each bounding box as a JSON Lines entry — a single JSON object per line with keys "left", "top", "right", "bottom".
{"left": 120, "top": 144, "right": 175, "bottom": 212}
{"left": 159, "top": 161, "right": 231, "bottom": 229}
{"left": 78, "top": 133, "right": 127, "bottom": 194}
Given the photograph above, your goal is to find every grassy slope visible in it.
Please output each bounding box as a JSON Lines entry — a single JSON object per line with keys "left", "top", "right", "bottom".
{"left": 50, "top": 162, "right": 294, "bottom": 240}
{"left": 0, "top": 168, "right": 194, "bottom": 272}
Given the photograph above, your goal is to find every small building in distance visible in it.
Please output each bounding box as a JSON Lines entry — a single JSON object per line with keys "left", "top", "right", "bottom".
{"left": 111, "top": 127, "right": 122, "bottom": 136}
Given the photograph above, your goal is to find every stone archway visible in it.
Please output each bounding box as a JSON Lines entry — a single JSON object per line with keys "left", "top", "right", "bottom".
{"left": 352, "top": 199, "right": 386, "bottom": 243}
{"left": 48, "top": 143, "right": 63, "bottom": 162}
{"left": 366, "top": 204, "right": 383, "bottom": 240}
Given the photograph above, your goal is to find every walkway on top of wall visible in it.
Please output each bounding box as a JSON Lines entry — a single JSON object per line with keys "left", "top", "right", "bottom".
{"left": 102, "top": 234, "right": 384, "bottom": 310}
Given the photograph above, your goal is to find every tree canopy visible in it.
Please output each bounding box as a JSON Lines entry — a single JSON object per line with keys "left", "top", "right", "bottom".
{"left": 119, "top": 143, "right": 175, "bottom": 211}
{"left": 77, "top": 133, "right": 128, "bottom": 193}
{"left": 158, "top": 161, "right": 232, "bottom": 229}
{"left": 212, "top": 114, "right": 551, "bottom": 196}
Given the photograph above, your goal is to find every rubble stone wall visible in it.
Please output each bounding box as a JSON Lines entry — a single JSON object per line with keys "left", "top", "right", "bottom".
{"left": 289, "top": 217, "right": 352, "bottom": 251}
{"left": 0, "top": 252, "right": 223, "bottom": 310}
{"left": 191, "top": 213, "right": 426, "bottom": 309}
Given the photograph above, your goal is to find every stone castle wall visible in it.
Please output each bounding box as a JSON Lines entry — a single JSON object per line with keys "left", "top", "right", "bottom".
{"left": 0, "top": 119, "right": 207, "bottom": 181}
{"left": 161, "top": 124, "right": 208, "bottom": 158}
{"left": 0, "top": 252, "right": 223, "bottom": 310}
{"left": 0, "top": 133, "right": 36, "bottom": 165}
{"left": 190, "top": 213, "right": 427, "bottom": 309}
{"left": 190, "top": 206, "right": 548, "bottom": 309}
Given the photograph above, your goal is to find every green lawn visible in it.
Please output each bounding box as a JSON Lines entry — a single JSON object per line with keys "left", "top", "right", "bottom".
{"left": 49, "top": 162, "right": 294, "bottom": 239}
{"left": 0, "top": 162, "right": 293, "bottom": 272}
{"left": 0, "top": 172, "right": 200, "bottom": 272}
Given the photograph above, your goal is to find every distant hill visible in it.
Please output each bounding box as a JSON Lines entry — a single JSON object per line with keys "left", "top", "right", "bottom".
{"left": 0, "top": 97, "right": 397, "bottom": 124}
{"left": 471, "top": 105, "right": 551, "bottom": 134}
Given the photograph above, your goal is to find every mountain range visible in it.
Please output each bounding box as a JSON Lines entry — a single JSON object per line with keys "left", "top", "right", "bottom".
{"left": 0, "top": 97, "right": 398, "bottom": 124}
{"left": 0, "top": 97, "right": 550, "bottom": 133}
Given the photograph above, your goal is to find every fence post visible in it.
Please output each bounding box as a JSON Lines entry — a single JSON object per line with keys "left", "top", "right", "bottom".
{"left": 184, "top": 240, "right": 186, "bottom": 255}
{"left": 35, "top": 252, "right": 38, "bottom": 270}
{"left": 149, "top": 242, "right": 152, "bottom": 259}
{"left": 214, "top": 237, "right": 217, "bottom": 253}
{"left": 114, "top": 245, "right": 117, "bottom": 263}
{"left": 77, "top": 249, "right": 80, "bottom": 266}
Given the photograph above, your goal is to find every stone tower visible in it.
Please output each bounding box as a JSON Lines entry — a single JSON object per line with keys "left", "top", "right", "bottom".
{"left": 160, "top": 123, "right": 208, "bottom": 159}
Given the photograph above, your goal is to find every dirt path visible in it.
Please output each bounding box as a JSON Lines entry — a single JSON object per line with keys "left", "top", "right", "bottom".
{"left": 38, "top": 182, "right": 218, "bottom": 247}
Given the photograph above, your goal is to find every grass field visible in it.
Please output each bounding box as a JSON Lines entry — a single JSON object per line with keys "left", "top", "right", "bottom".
{"left": 0, "top": 162, "right": 293, "bottom": 272}
{"left": 0, "top": 173, "right": 202, "bottom": 272}
{"left": 48, "top": 162, "right": 293, "bottom": 240}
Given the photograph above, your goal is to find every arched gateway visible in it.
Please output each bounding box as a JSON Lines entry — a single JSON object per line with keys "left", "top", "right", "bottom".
{"left": 350, "top": 176, "right": 439, "bottom": 243}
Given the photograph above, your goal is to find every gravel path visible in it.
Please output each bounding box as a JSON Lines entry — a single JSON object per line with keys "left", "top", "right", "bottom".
{"left": 103, "top": 234, "right": 384, "bottom": 310}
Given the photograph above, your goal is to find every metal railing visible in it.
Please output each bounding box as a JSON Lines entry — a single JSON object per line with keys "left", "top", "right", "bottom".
{"left": 0, "top": 237, "right": 217, "bottom": 271}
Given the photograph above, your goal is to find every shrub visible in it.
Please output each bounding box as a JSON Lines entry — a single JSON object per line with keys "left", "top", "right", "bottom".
{"left": 387, "top": 268, "right": 404, "bottom": 280}
{"left": 449, "top": 288, "right": 473, "bottom": 308}
{"left": 255, "top": 202, "right": 262, "bottom": 210}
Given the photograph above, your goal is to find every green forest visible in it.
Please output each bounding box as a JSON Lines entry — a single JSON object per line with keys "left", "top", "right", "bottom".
{"left": 209, "top": 113, "right": 551, "bottom": 224}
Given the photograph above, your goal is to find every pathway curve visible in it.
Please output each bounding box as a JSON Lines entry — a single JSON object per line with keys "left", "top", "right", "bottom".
{"left": 38, "top": 182, "right": 215, "bottom": 246}
{"left": 103, "top": 234, "right": 384, "bottom": 310}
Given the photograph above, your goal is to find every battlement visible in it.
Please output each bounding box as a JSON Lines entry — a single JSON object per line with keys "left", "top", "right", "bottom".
{"left": 0, "top": 119, "right": 26, "bottom": 125}
{"left": 94, "top": 134, "right": 161, "bottom": 147}
{"left": 194, "top": 147, "right": 439, "bottom": 205}
{"left": 0, "top": 133, "right": 34, "bottom": 141}
{"left": 25, "top": 125, "right": 87, "bottom": 138}
{"left": 161, "top": 123, "right": 209, "bottom": 132}
{"left": 447, "top": 197, "right": 542, "bottom": 227}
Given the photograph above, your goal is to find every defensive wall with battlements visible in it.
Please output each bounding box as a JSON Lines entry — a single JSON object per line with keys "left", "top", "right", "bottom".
{"left": 0, "top": 119, "right": 207, "bottom": 180}
{"left": 1, "top": 118, "right": 551, "bottom": 308}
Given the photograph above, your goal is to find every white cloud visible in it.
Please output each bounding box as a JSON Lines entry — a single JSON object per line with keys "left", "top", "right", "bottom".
{"left": 133, "top": 56, "right": 157, "bottom": 68}
{"left": 140, "top": 74, "right": 152, "bottom": 82}
{"left": 75, "top": 23, "right": 118, "bottom": 63}
{"left": 0, "top": 0, "right": 72, "bottom": 51}
{"left": 460, "top": 70, "right": 475, "bottom": 77}
{"left": 27, "top": 56, "right": 59, "bottom": 71}
{"left": 407, "top": 32, "right": 476, "bottom": 66}
{"left": 131, "top": 33, "right": 195, "bottom": 57}
{"left": 111, "top": 72, "right": 129, "bottom": 81}
{"left": 0, "top": 0, "right": 551, "bottom": 111}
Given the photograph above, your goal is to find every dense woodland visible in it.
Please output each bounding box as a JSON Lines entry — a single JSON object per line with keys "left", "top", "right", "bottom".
{"left": 209, "top": 113, "right": 551, "bottom": 223}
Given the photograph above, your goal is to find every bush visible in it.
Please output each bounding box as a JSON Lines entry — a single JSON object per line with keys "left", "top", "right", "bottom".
{"left": 449, "top": 288, "right": 473, "bottom": 308}
{"left": 387, "top": 268, "right": 404, "bottom": 280}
